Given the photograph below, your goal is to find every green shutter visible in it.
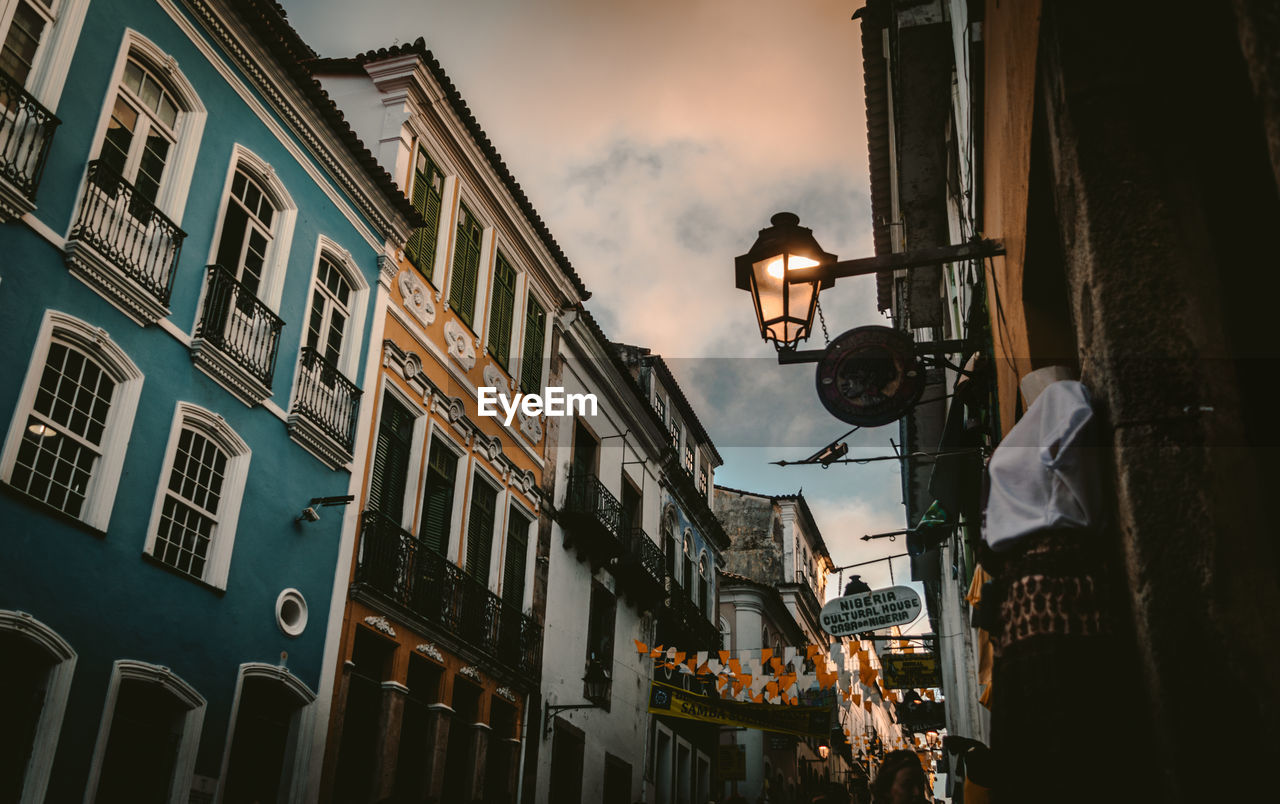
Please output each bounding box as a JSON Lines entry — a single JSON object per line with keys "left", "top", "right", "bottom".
{"left": 502, "top": 509, "right": 529, "bottom": 609}
{"left": 369, "top": 394, "right": 413, "bottom": 517}
{"left": 419, "top": 439, "right": 457, "bottom": 554}
{"left": 488, "top": 253, "right": 517, "bottom": 370}
{"left": 465, "top": 477, "right": 498, "bottom": 581}
{"left": 449, "top": 204, "right": 482, "bottom": 328}
{"left": 520, "top": 296, "right": 546, "bottom": 395}
{"left": 405, "top": 149, "right": 443, "bottom": 282}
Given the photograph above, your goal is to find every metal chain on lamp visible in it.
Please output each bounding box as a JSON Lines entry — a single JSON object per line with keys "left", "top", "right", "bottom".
{"left": 816, "top": 298, "right": 831, "bottom": 345}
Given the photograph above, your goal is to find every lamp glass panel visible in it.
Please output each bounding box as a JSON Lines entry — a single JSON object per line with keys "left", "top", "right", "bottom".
{"left": 752, "top": 256, "right": 786, "bottom": 334}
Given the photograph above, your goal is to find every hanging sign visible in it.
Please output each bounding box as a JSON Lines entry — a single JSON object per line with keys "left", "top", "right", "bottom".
{"left": 881, "top": 653, "right": 942, "bottom": 689}
{"left": 819, "top": 585, "right": 923, "bottom": 637}
{"left": 814, "top": 326, "right": 926, "bottom": 426}
{"left": 647, "top": 681, "right": 831, "bottom": 738}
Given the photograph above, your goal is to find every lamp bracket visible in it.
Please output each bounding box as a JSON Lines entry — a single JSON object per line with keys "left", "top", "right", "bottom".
{"left": 786, "top": 239, "right": 1005, "bottom": 284}
{"left": 544, "top": 701, "right": 599, "bottom": 737}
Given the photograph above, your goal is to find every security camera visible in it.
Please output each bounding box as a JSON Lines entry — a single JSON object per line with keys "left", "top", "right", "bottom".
{"left": 296, "top": 507, "right": 320, "bottom": 523}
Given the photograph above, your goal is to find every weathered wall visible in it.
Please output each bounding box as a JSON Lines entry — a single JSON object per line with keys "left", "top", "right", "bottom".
{"left": 1033, "top": 0, "right": 1280, "bottom": 797}
{"left": 712, "top": 488, "right": 781, "bottom": 584}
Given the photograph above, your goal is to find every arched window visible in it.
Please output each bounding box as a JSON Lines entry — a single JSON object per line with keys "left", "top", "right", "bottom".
{"left": 67, "top": 31, "right": 205, "bottom": 325}
{"left": 209, "top": 146, "right": 298, "bottom": 310}
{"left": 682, "top": 530, "right": 694, "bottom": 593}
{"left": 0, "top": 611, "right": 76, "bottom": 803}
{"left": 144, "top": 402, "right": 250, "bottom": 589}
{"left": 0, "top": 310, "right": 143, "bottom": 530}
{"left": 698, "top": 551, "right": 710, "bottom": 615}
{"left": 88, "top": 32, "right": 205, "bottom": 219}
{"left": 87, "top": 661, "right": 205, "bottom": 804}
{"left": 662, "top": 508, "right": 677, "bottom": 581}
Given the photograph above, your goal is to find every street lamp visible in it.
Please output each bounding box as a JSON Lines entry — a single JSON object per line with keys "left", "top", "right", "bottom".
{"left": 543, "top": 656, "right": 611, "bottom": 737}
{"left": 734, "top": 212, "right": 1004, "bottom": 361}
{"left": 734, "top": 212, "right": 836, "bottom": 350}
{"left": 818, "top": 743, "right": 830, "bottom": 760}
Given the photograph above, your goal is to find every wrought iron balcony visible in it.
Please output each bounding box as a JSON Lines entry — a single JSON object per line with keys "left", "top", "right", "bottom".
{"left": 64, "top": 160, "right": 186, "bottom": 325}
{"left": 0, "top": 68, "right": 59, "bottom": 220}
{"left": 560, "top": 472, "right": 624, "bottom": 563}
{"left": 190, "top": 264, "right": 283, "bottom": 405}
{"left": 287, "top": 347, "right": 361, "bottom": 467}
{"left": 659, "top": 578, "right": 721, "bottom": 650}
{"left": 355, "top": 511, "right": 543, "bottom": 680}
{"left": 613, "top": 526, "right": 666, "bottom": 608}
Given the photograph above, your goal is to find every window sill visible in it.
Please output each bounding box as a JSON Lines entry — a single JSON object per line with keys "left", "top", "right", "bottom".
{"left": 141, "top": 552, "right": 227, "bottom": 596}
{"left": 0, "top": 480, "right": 108, "bottom": 538}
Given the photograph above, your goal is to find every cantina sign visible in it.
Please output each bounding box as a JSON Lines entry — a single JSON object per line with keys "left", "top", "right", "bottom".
{"left": 819, "top": 585, "right": 923, "bottom": 637}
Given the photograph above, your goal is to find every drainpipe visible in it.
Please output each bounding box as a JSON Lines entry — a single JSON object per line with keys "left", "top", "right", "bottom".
{"left": 515, "top": 697, "right": 531, "bottom": 804}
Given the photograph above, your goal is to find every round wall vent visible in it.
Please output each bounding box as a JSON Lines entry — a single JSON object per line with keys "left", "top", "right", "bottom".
{"left": 276, "top": 589, "right": 308, "bottom": 637}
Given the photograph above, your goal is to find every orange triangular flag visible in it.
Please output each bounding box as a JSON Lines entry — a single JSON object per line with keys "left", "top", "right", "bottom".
{"left": 635, "top": 640, "right": 648, "bottom": 655}
{"left": 729, "top": 659, "right": 742, "bottom": 676}
{"left": 719, "top": 650, "right": 730, "bottom": 664}
{"left": 770, "top": 657, "right": 783, "bottom": 674}
{"left": 760, "top": 647, "right": 773, "bottom": 663}
{"left": 806, "top": 644, "right": 821, "bottom": 661}
{"left": 650, "top": 644, "right": 664, "bottom": 658}
{"left": 673, "top": 651, "right": 686, "bottom": 665}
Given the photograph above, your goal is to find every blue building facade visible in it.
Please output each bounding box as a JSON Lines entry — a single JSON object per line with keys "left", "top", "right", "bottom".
{"left": 0, "top": 1, "right": 419, "bottom": 801}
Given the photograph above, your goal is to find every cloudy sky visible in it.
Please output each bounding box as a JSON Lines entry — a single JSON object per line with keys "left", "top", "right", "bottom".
{"left": 280, "top": 0, "right": 922, "bottom": 601}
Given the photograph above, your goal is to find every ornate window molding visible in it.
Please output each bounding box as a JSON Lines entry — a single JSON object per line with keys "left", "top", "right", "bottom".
{"left": 84, "top": 660, "right": 206, "bottom": 804}
{"left": 0, "top": 310, "right": 143, "bottom": 531}
{"left": 142, "top": 402, "right": 251, "bottom": 590}
{"left": 0, "top": 610, "right": 76, "bottom": 804}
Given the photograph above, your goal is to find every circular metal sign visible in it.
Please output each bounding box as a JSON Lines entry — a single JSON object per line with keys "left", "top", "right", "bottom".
{"left": 815, "top": 326, "right": 925, "bottom": 426}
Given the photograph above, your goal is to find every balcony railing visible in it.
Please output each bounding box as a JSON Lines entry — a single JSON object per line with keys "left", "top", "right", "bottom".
{"left": 660, "top": 577, "right": 721, "bottom": 650}
{"left": 623, "top": 527, "right": 665, "bottom": 587}
{"left": 194, "top": 264, "right": 284, "bottom": 390}
{"left": 560, "top": 472, "right": 624, "bottom": 561}
{"left": 0, "top": 69, "right": 60, "bottom": 209}
{"left": 291, "top": 347, "right": 361, "bottom": 454}
{"left": 355, "top": 511, "right": 543, "bottom": 679}
{"left": 614, "top": 526, "right": 666, "bottom": 608}
{"left": 67, "top": 160, "right": 185, "bottom": 310}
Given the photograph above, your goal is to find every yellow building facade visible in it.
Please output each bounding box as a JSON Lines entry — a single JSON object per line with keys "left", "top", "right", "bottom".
{"left": 309, "top": 39, "right": 591, "bottom": 803}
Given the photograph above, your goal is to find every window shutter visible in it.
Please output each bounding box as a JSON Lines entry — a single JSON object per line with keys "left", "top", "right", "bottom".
{"left": 369, "top": 395, "right": 412, "bottom": 518}
{"left": 520, "top": 296, "right": 546, "bottom": 395}
{"left": 502, "top": 509, "right": 529, "bottom": 609}
{"left": 406, "top": 150, "right": 443, "bottom": 282}
{"left": 488, "top": 254, "right": 517, "bottom": 369}
{"left": 449, "top": 204, "right": 481, "bottom": 328}
{"left": 419, "top": 440, "right": 456, "bottom": 554}
{"left": 465, "top": 478, "right": 498, "bottom": 581}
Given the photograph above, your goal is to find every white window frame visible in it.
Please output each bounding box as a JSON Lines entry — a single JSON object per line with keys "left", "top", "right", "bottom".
{"left": 142, "top": 401, "right": 251, "bottom": 590}
{"left": 512, "top": 283, "right": 552, "bottom": 397}
{"left": 368, "top": 378, "right": 426, "bottom": 531}
{"left": 462, "top": 463, "right": 504, "bottom": 591}
{"left": 0, "top": 610, "right": 76, "bottom": 804}
{"left": 482, "top": 240, "right": 523, "bottom": 376}
{"left": 442, "top": 191, "right": 493, "bottom": 334}
{"left": 0, "top": 310, "right": 143, "bottom": 531}
{"left": 0, "top": 0, "right": 90, "bottom": 108}
{"left": 215, "top": 663, "right": 316, "bottom": 804}
{"left": 419, "top": 422, "right": 467, "bottom": 561}
{"left": 498, "top": 498, "right": 536, "bottom": 611}
{"left": 203, "top": 144, "right": 298, "bottom": 313}
{"left": 398, "top": 128, "right": 454, "bottom": 286}
{"left": 84, "top": 660, "right": 206, "bottom": 804}
{"left": 78, "top": 30, "right": 206, "bottom": 226}
{"left": 292, "top": 236, "right": 369, "bottom": 379}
